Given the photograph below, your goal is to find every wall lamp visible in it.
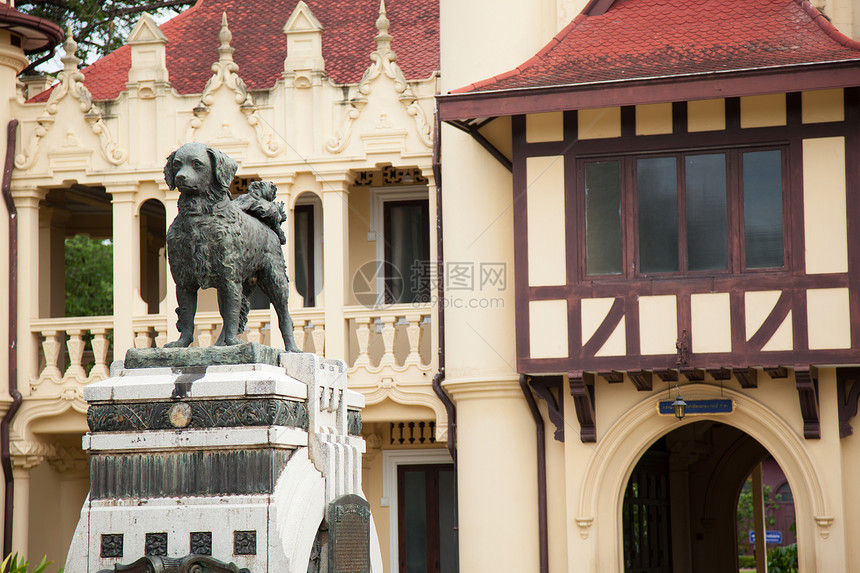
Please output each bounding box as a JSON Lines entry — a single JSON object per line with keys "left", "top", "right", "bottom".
{"left": 672, "top": 384, "right": 687, "bottom": 420}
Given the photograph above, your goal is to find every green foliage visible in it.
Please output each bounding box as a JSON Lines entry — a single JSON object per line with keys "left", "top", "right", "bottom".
{"left": 736, "top": 477, "right": 780, "bottom": 555}
{"left": 16, "top": 0, "right": 194, "bottom": 70}
{"left": 65, "top": 235, "right": 113, "bottom": 317}
{"left": 768, "top": 543, "right": 798, "bottom": 573}
{"left": 738, "top": 555, "right": 756, "bottom": 569}
{"left": 1, "top": 553, "right": 62, "bottom": 573}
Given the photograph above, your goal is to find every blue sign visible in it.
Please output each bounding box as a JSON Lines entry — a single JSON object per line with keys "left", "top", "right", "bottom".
{"left": 749, "top": 530, "right": 783, "bottom": 544}
{"left": 658, "top": 398, "right": 734, "bottom": 416}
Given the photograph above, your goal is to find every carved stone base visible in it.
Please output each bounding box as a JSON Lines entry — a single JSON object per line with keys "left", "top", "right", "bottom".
{"left": 124, "top": 342, "right": 282, "bottom": 369}
{"left": 106, "top": 554, "right": 249, "bottom": 573}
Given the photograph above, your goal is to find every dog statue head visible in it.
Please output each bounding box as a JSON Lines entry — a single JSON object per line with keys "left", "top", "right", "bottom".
{"left": 164, "top": 143, "right": 238, "bottom": 204}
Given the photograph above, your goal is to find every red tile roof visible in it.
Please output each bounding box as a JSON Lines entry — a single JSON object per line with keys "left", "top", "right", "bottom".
{"left": 35, "top": 0, "right": 438, "bottom": 102}
{"left": 452, "top": 0, "right": 860, "bottom": 94}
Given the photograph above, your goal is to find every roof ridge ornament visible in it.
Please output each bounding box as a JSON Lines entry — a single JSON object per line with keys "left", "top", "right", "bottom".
{"left": 15, "top": 25, "right": 128, "bottom": 170}
{"left": 184, "top": 13, "right": 281, "bottom": 157}
{"left": 326, "top": 0, "right": 432, "bottom": 153}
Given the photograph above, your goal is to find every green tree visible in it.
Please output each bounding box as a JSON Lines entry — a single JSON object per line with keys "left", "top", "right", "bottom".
{"left": 65, "top": 235, "right": 113, "bottom": 317}
{"left": 16, "top": 0, "right": 194, "bottom": 71}
{"left": 736, "top": 477, "right": 780, "bottom": 556}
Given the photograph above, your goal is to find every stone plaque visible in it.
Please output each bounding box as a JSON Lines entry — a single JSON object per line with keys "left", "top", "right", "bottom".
{"left": 328, "top": 494, "right": 371, "bottom": 573}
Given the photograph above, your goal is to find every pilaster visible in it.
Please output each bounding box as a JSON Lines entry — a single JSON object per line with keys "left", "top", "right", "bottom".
{"left": 107, "top": 183, "right": 140, "bottom": 357}
{"left": 319, "top": 173, "right": 351, "bottom": 360}
{"left": 12, "top": 187, "right": 49, "bottom": 393}
{"left": 443, "top": 375, "right": 540, "bottom": 572}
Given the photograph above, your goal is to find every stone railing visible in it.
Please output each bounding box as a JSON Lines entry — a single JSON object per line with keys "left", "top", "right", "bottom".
{"left": 289, "top": 308, "right": 326, "bottom": 356}
{"left": 30, "top": 316, "right": 114, "bottom": 394}
{"left": 344, "top": 304, "right": 433, "bottom": 373}
{"left": 29, "top": 304, "right": 435, "bottom": 388}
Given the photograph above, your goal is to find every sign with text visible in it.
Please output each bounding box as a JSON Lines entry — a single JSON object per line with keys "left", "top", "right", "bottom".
{"left": 749, "top": 530, "right": 783, "bottom": 544}
{"left": 329, "top": 494, "right": 371, "bottom": 573}
{"left": 657, "top": 398, "right": 734, "bottom": 416}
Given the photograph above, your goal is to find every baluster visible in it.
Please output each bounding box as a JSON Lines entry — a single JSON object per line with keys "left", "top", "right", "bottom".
{"left": 154, "top": 327, "right": 168, "bottom": 349}
{"left": 87, "top": 328, "right": 111, "bottom": 382}
{"left": 292, "top": 319, "right": 306, "bottom": 352}
{"left": 353, "top": 317, "right": 372, "bottom": 369}
{"left": 311, "top": 322, "right": 326, "bottom": 357}
{"left": 38, "top": 330, "right": 63, "bottom": 383}
{"left": 62, "top": 329, "right": 87, "bottom": 383}
{"left": 404, "top": 313, "right": 423, "bottom": 366}
{"left": 379, "top": 315, "right": 397, "bottom": 367}
{"left": 198, "top": 324, "right": 215, "bottom": 347}
{"left": 133, "top": 328, "right": 152, "bottom": 349}
{"left": 245, "top": 322, "right": 262, "bottom": 344}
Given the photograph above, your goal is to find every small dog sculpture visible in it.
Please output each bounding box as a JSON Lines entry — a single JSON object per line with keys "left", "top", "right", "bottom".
{"left": 163, "top": 142, "right": 299, "bottom": 351}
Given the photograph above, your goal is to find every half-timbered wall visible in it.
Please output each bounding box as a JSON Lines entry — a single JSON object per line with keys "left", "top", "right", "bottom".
{"left": 514, "top": 89, "right": 860, "bottom": 377}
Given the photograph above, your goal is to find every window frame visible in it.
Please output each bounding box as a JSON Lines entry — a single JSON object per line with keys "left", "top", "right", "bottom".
{"left": 369, "top": 185, "right": 431, "bottom": 305}
{"left": 577, "top": 145, "right": 790, "bottom": 280}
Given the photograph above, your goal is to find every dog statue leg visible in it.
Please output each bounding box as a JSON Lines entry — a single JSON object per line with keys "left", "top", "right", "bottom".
{"left": 216, "top": 283, "right": 243, "bottom": 346}
{"left": 258, "top": 268, "right": 300, "bottom": 352}
{"left": 164, "top": 287, "right": 197, "bottom": 347}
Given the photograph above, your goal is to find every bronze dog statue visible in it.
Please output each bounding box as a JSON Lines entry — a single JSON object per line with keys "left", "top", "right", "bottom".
{"left": 163, "top": 142, "right": 300, "bottom": 351}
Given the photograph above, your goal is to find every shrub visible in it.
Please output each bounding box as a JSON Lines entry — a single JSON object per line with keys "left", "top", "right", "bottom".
{"left": 768, "top": 544, "right": 798, "bottom": 573}
{"left": 1, "top": 554, "right": 61, "bottom": 573}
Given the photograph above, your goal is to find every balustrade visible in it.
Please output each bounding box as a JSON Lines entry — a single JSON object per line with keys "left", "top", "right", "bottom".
{"left": 31, "top": 317, "right": 115, "bottom": 389}
{"left": 29, "top": 305, "right": 434, "bottom": 390}
{"left": 345, "top": 304, "right": 433, "bottom": 372}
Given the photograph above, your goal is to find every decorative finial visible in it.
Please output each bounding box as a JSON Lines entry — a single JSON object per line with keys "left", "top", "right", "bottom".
{"left": 376, "top": 0, "right": 390, "bottom": 35}
{"left": 374, "top": 0, "right": 392, "bottom": 53}
{"left": 217, "top": 12, "right": 235, "bottom": 61}
{"left": 61, "top": 24, "right": 81, "bottom": 71}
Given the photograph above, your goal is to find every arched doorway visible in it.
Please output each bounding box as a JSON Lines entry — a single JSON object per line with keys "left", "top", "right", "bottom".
{"left": 577, "top": 384, "right": 829, "bottom": 573}
{"left": 622, "top": 421, "right": 773, "bottom": 572}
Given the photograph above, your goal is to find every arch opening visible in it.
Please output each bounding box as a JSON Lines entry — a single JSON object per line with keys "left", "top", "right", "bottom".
{"left": 621, "top": 421, "right": 798, "bottom": 573}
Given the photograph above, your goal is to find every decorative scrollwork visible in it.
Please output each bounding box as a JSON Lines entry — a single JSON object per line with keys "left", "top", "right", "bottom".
{"left": 87, "top": 398, "right": 308, "bottom": 432}
{"left": 184, "top": 14, "right": 281, "bottom": 157}
{"left": 326, "top": 0, "right": 432, "bottom": 153}
{"left": 16, "top": 26, "right": 127, "bottom": 170}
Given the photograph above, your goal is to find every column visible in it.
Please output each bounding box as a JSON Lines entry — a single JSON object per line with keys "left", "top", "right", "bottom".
{"left": 320, "top": 173, "right": 350, "bottom": 360}
{"left": 161, "top": 184, "right": 179, "bottom": 342}
{"left": 10, "top": 454, "right": 43, "bottom": 559}
{"left": 264, "top": 175, "right": 293, "bottom": 350}
{"left": 444, "top": 377, "right": 539, "bottom": 572}
{"left": 12, "top": 187, "right": 48, "bottom": 395}
{"left": 107, "top": 183, "right": 139, "bottom": 357}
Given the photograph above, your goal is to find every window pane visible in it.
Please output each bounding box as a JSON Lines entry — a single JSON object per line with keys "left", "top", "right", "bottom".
{"left": 743, "top": 150, "right": 783, "bottom": 268}
{"left": 294, "top": 205, "right": 314, "bottom": 306}
{"left": 385, "top": 201, "right": 429, "bottom": 304}
{"left": 585, "top": 161, "right": 623, "bottom": 275}
{"left": 637, "top": 157, "right": 678, "bottom": 273}
{"left": 686, "top": 154, "right": 728, "bottom": 271}
{"left": 403, "top": 469, "right": 427, "bottom": 573}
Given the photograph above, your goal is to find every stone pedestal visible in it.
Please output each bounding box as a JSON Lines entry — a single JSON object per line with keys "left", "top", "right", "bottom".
{"left": 65, "top": 345, "right": 381, "bottom": 573}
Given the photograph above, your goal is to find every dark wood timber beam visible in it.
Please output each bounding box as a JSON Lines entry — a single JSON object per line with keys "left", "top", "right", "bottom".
{"left": 628, "top": 371, "right": 653, "bottom": 392}
{"left": 654, "top": 370, "right": 679, "bottom": 382}
{"left": 531, "top": 375, "right": 565, "bottom": 442}
{"left": 708, "top": 367, "right": 733, "bottom": 381}
{"left": 734, "top": 368, "right": 758, "bottom": 389}
{"left": 680, "top": 368, "right": 706, "bottom": 382}
{"left": 569, "top": 372, "right": 596, "bottom": 443}
{"left": 837, "top": 368, "right": 860, "bottom": 438}
{"left": 795, "top": 367, "right": 820, "bottom": 439}
{"left": 765, "top": 366, "right": 789, "bottom": 379}
{"left": 601, "top": 370, "right": 625, "bottom": 383}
